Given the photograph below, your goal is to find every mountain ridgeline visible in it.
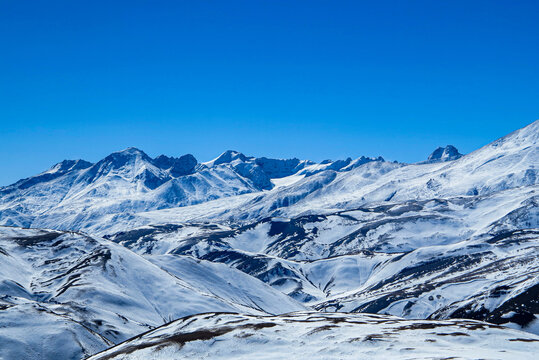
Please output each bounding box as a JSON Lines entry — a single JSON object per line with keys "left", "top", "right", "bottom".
{"left": 0, "top": 147, "right": 386, "bottom": 232}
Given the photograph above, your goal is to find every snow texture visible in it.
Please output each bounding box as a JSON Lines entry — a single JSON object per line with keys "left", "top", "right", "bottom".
{"left": 87, "top": 312, "right": 539, "bottom": 360}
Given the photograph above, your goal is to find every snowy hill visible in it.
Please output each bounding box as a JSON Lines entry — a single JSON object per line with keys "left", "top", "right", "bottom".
{"left": 109, "top": 186, "right": 539, "bottom": 332}
{"left": 87, "top": 312, "right": 539, "bottom": 360}
{"left": 0, "top": 227, "right": 304, "bottom": 359}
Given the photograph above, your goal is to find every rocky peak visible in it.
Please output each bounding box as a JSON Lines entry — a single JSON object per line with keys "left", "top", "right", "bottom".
{"left": 99, "top": 147, "right": 152, "bottom": 169}
{"left": 154, "top": 154, "right": 198, "bottom": 177}
{"left": 427, "top": 145, "right": 462, "bottom": 163}
{"left": 49, "top": 159, "right": 93, "bottom": 174}
{"left": 211, "top": 150, "right": 250, "bottom": 166}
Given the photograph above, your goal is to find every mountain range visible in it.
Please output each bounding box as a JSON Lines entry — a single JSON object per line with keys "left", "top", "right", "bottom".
{"left": 0, "top": 120, "right": 538, "bottom": 359}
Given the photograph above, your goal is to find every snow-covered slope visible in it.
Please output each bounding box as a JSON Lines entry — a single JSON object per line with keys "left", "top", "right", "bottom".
{"left": 103, "top": 120, "right": 538, "bottom": 334}
{"left": 0, "top": 226, "right": 304, "bottom": 359}
{"left": 87, "top": 312, "right": 539, "bottom": 360}
{"left": 110, "top": 187, "right": 539, "bottom": 332}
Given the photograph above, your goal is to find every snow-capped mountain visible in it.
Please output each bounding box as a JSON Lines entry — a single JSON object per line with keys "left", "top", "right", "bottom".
{"left": 5, "top": 120, "right": 531, "bottom": 236}
{"left": 95, "top": 120, "right": 537, "bottom": 232}
{"left": 0, "top": 148, "right": 260, "bottom": 230}
{"left": 101, "top": 120, "right": 538, "bottom": 333}
{"left": 1, "top": 120, "right": 538, "bottom": 359}
{"left": 0, "top": 147, "right": 384, "bottom": 233}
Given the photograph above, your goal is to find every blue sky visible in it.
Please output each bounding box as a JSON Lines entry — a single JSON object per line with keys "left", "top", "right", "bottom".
{"left": 1, "top": 0, "right": 538, "bottom": 185}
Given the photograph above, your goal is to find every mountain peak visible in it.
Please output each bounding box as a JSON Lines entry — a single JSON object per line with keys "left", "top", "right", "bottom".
{"left": 115, "top": 147, "right": 147, "bottom": 156}
{"left": 48, "top": 159, "right": 93, "bottom": 174}
{"left": 427, "top": 145, "right": 462, "bottom": 163}
{"left": 89, "top": 147, "right": 154, "bottom": 176}
{"left": 205, "top": 150, "right": 250, "bottom": 167}
{"left": 106, "top": 147, "right": 150, "bottom": 161}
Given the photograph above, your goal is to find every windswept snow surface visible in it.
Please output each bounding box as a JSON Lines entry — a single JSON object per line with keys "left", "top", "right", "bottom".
{"left": 87, "top": 312, "right": 539, "bottom": 360}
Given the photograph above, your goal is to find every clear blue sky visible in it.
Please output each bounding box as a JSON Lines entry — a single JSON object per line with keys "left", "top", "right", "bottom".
{"left": 1, "top": 1, "right": 538, "bottom": 185}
